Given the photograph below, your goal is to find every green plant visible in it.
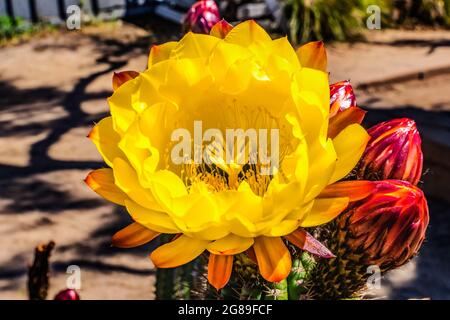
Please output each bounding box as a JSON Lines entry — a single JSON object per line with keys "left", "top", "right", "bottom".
{"left": 392, "top": 0, "right": 450, "bottom": 26}
{"left": 0, "top": 16, "right": 26, "bottom": 41}
{"left": 283, "top": 0, "right": 450, "bottom": 44}
{"left": 0, "top": 15, "right": 57, "bottom": 45}
{"left": 284, "top": 0, "right": 367, "bottom": 44}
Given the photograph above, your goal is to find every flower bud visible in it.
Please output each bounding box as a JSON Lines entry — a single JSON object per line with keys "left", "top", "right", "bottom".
{"left": 309, "top": 180, "right": 429, "bottom": 299}
{"left": 183, "top": 0, "right": 220, "bottom": 34}
{"left": 357, "top": 118, "right": 423, "bottom": 185}
{"left": 327, "top": 80, "right": 365, "bottom": 138}
{"left": 54, "top": 289, "right": 80, "bottom": 300}
{"left": 329, "top": 80, "right": 357, "bottom": 117}
{"left": 343, "top": 180, "right": 429, "bottom": 270}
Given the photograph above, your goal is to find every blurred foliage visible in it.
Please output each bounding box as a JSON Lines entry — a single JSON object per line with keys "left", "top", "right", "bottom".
{"left": 284, "top": 0, "right": 450, "bottom": 44}
{"left": 390, "top": 0, "right": 450, "bottom": 26}
{"left": 0, "top": 16, "right": 56, "bottom": 45}
{"left": 0, "top": 16, "right": 27, "bottom": 41}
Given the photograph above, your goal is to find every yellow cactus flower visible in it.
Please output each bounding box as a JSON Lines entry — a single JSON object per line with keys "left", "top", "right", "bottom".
{"left": 85, "top": 20, "right": 370, "bottom": 290}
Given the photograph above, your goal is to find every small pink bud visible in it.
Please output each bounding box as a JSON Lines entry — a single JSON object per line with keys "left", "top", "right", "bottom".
{"left": 54, "top": 289, "right": 80, "bottom": 300}
{"left": 183, "top": 0, "right": 220, "bottom": 34}
{"left": 329, "top": 80, "right": 357, "bottom": 117}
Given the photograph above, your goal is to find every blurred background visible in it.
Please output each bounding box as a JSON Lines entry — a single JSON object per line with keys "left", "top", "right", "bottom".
{"left": 0, "top": 0, "right": 449, "bottom": 299}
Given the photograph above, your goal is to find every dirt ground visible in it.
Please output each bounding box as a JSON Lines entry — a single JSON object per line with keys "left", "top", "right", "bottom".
{"left": 0, "top": 20, "right": 449, "bottom": 299}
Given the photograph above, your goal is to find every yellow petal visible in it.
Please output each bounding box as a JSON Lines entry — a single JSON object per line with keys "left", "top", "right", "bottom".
{"left": 222, "top": 183, "right": 264, "bottom": 237}
{"left": 128, "top": 102, "right": 177, "bottom": 176}
{"left": 170, "top": 32, "right": 220, "bottom": 60}
{"left": 210, "top": 19, "right": 233, "bottom": 39}
{"left": 294, "top": 68, "right": 330, "bottom": 115}
{"left": 84, "top": 168, "right": 128, "bottom": 205}
{"left": 300, "top": 197, "right": 349, "bottom": 227}
{"left": 224, "top": 20, "right": 272, "bottom": 46}
{"left": 209, "top": 41, "right": 252, "bottom": 82}
{"left": 207, "top": 234, "right": 254, "bottom": 255}
{"left": 147, "top": 169, "right": 188, "bottom": 212}
{"left": 329, "top": 123, "right": 370, "bottom": 183}
{"left": 118, "top": 121, "right": 152, "bottom": 182}
{"left": 264, "top": 220, "right": 299, "bottom": 237}
{"left": 112, "top": 222, "right": 160, "bottom": 248}
{"left": 108, "top": 78, "right": 139, "bottom": 135}
{"left": 150, "top": 235, "right": 208, "bottom": 268}
{"left": 296, "top": 41, "right": 327, "bottom": 72}
{"left": 171, "top": 192, "right": 220, "bottom": 232}
{"left": 253, "top": 236, "right": 291, "bottom": 282}
{"left": 125, "top": 199, "right": 179, "bottom": 234}
{"left": 264, "top": 178, "right": 305, "bottom": 220}
{"left": 285, "top": 201, "right": 314, "bottom": 220}
{"left": 113, "top": 158, "right": 162, "bottom": 211}
{"left": 218, "top": 58, "right": 255, "bottom": 95}
{"left": 159, "top": 58, "right": 212, "bottom": 105}
{"left": 208, "top": 254, "right": 233, "bottom": 290}
{"left": 148, "top": 41, "right": 177, "bottom": 67}
{"left": 88, "top": 117, "right": 125, "bottom": 167}
{"left": 269, "top": 37, "right": 300, "bottom": 70}
{"left": 304, "top": 139, "right": 337, "bottom": 203}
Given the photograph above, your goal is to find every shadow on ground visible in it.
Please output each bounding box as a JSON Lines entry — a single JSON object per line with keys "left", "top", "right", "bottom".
{"left": 0, "top": 16, "right": 177, "bottom": 297}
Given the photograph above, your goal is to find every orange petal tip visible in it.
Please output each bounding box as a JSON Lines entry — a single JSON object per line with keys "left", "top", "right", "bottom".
{"left": 297, "top": 40, "right": 327, "bottom": 72}
{"left": 112, "top": 223, "right": 160, "bottom": 249}
{"left": 208, "top": 254, "right": 233, "bottom": 291}
{"left": 112, "top": 70, "right": 139, "bottom": 91}
{"left": 84, "top": 172, "right": 99, "bottom": 190}
{"left": 253, "top": 237, "right": 292, "bottom": 283}
{"left": 210, "top": 19, "right": 233, "bottom": 39}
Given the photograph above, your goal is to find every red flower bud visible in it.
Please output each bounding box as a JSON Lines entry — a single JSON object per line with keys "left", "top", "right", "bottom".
{"left": 357, "top": 118, "right": 423, "bottom": 185}
{"left": 327, "top": 80, "right": 365, "bottom": 138}
{"left": 183, "top": 0, "right": 220, "bottom": 34}
{"left": 329, "top": 80, "right": 357, "bottom": 117}
{"left": 343, "top": 180, "right": 429, "bottom": 270}
{"left": 54, "top": 289, "right": 80, "bottom": 300}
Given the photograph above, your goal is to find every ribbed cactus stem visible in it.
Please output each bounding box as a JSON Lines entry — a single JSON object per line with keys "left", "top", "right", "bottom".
{"left": 307, "top": 219, "right": 369, "bottom": 299}
{"left": 174, "top": 262, "right": 194, "bottom": 299}
{"left": 155, "top": 267, "right": 176, "bottom": 299}
{"left": 155, "top": 235, "right": 176, "bottom": 300}
{"left": 287, "top": 252, "right": 315, "bottom": 300}
{"left": 265, "top": 280, "right": 288, "bottom": 300}
{"left": 223, "top": 253, "right": 264, "bottom": 300}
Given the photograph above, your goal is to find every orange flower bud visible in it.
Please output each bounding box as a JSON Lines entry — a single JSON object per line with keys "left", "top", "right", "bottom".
{"left": 343, "top": 180, "right": 429, "bottom": 270}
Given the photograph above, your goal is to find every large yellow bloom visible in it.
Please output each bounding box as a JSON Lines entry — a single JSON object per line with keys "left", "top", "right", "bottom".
{"left": 85, "top": 20, "right": 369, "bottom": 289}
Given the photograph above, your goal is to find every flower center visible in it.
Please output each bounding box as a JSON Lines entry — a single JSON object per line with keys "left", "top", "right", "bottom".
{"left": 182, "top": 161, "right": 272, "bottom": 196}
